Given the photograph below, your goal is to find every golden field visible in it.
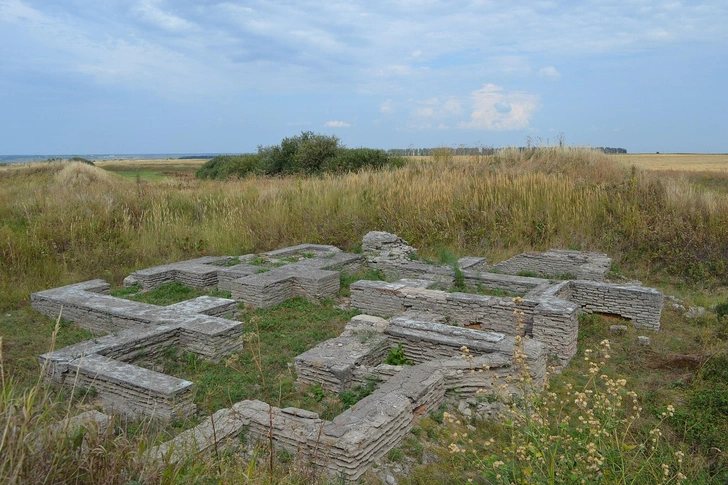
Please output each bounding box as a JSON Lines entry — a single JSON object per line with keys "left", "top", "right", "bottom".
{"left": 612, "top": 153, "right": 728, "bottom": 172}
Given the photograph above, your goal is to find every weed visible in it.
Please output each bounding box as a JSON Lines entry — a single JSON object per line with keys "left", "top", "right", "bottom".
{"left": 339, "top": 378, "right": 378, "bottom": 409}
{"left": 387, "top": 447, "right": 404, "bottom": 462}
{"left": 385, "top": 343, "right": 414, "bottom": 366}
{"left": 339, "top": 268, "right": 387, "bottom": 296}
{"left": 517, "top": 270, "right": 539, "bottom": 278}
{"left": 249, "top": 256, "right": 267, "bottom": 266}
{"left": 109, "top": 285, "right": 140, "bottom": 297}
{"left": 715, "top": 300, "right": 728, "bottom": 323}
{"left": 309, "top": 383, "right": 326, "bottom": 403}
{"left": 124, "top": 281, "right": 204, "bottom": 306}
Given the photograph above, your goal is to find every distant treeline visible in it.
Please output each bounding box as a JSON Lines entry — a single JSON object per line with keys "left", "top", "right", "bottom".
{"left": 387, "top": 146, "right": 627, "bottom": 156}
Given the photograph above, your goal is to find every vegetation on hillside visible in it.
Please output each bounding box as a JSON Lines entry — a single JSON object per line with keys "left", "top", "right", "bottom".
{"left": 2, "top": 147, "right": 728, "bottom": 483}
{"left": 195, "top": 131, "right": 404, "bottom": 179}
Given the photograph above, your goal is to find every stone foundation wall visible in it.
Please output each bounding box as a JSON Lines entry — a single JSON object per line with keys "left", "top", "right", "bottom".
{"left": 490, "top": 249, "right": 611, "bottom": 281}
{"left": 154, "top": 349, "right": 539, "bottom": 480}
{"left": 351, "top": 278, "right": 579, "bottom": 365}
{"left": 123, "top": 248, "right": 363, "bottom": 309}
{"left": 33, "top": 236, "right": 664, "bottom": 480}
{"left": 295, "top": 315, "right": 548, "bottom": 394}
{"left": 34, "top": 281, "right": 243, "bottom": 420}
{"left": 552, "top": 280, "right": 664, "bottom": 330}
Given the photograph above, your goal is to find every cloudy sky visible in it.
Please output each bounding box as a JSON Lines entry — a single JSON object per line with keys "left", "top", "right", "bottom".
{"left": 1, "top": 0, "right": 726, "bottom": 154}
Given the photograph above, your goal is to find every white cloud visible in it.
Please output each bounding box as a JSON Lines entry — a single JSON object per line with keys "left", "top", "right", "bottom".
{"left": 133, "top": 0, "right": 195, "bottom": 32}
{"left": 459, "top": 84, "right": 540, "bottom": 131}
{"left": 442, "top": 98, "right": 462, "bottom": 115}
{"left": 380, "top": 99, "right": 394, "bottom": 114}
{"left": 538, "top": 66, "right": 561, "bottom": 79}
{"left": 324, "top": 120, "right": 350, "bottom": 128}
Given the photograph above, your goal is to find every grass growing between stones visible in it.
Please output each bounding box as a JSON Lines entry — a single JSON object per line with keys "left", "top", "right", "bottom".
{"left": 154, "top": 297, "right": 358, "bottom": 420}
{"left": 2, "top": 151, "right": 728, "bottom": 483}
{"left": 394, "top": 309, "right": 728, "bottom": 484}
{"left": 112, "top": 281, "right": 232, "bottom": 305}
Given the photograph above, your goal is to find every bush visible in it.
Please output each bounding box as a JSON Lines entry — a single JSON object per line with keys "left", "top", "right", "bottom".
{"left": 196, "top": 132, "right": 405, "bottom": 179}
{"left": 195, "top": 154, "right": 260, "bottom": 179}
{"left": 323, "top": 148, "right": 405, "bottom": 173}
{"left": 258, "top": 131, "right": 341, "bottom": 175}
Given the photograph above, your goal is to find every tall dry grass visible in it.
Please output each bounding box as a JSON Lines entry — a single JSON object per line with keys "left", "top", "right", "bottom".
{"left": 1, "top": 149, "right": 728, "bottom": 310}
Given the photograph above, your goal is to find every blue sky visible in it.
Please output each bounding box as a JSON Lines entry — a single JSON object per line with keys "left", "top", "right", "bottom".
{"left": 1, "top": 0, "right": 726, "bottom": 154}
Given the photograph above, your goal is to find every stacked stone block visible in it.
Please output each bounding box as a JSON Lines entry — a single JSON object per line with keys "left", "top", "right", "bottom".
{"left": 351, "top": 278, "right": 579, "bottom": 365}
{"left": 33, "top": 282, "right": 243, "bottom": 420}
{"left": 32, "top": 235, "right": 665, "bottom": 480}
{"left": 551, "top": 280, "right": 664, "bottom": 330}
{"left": 490, "top": 249, "right": 611, "bottom": 281}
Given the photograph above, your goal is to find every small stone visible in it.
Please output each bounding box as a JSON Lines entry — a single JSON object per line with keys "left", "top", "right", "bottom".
{"left": 386, "top": 473, "right": 397, "bottom": 485}
{"left": 671, "top": 303, "right": 686, "bottom": 312}
{"left": 637, "top": 336, "right": 650, "bottom": 345}
{"left": 609, "top": 325, "right": 628, "bottom": 334}
{"left": 685, "top": 306, "right": 706, "bottom": 319}
{"left": 467, "top": 424, "right": 476, "bottom": 432}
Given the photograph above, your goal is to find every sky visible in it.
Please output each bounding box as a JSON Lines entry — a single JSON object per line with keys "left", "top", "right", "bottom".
{"left": 1, "top": 0, "right": 726, "bottom": 155}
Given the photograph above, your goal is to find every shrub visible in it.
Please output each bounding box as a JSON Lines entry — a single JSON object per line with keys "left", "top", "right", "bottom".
{"left": 258, "top": 131, "right": 341, "bottom": 175}
{"left": 715, "top": 300, "right": 728, "bottom": 322}
{"left": 323, "top": 148, "right": 404, "bottom": 173}
{"left": 195, "top": 154, "right": 260, "bottom": 179}
{"left": 196, "top": 133, "right": 404, "bottom": 179}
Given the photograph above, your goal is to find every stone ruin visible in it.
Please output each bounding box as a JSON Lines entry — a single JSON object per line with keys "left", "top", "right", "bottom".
{"left": 30, "top": 232, "right": 664, "bottom": 480}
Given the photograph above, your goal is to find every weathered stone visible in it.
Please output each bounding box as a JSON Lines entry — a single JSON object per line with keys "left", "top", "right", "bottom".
{"left": 685, "top": 306, "right": 706, "bottom": 319}
{"left": 33, "top": 234, "right": 665, "bottom": 481}
{"left": 491, "top": 249, "right": 611, "bottom": 281}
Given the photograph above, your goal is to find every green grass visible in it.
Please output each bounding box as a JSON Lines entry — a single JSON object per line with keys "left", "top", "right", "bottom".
{"left": 114, "top": 170, "right": 169, "bottom": 182}
{"left": 3, "top": 150, "right": 728, "bottom": 483}
{"left": 0, "top": 308, "right": 94, "bottom": 387}
{"left": 339, "top": 268, "right": 388, "bottom": 297}
{"left": 151, "top": 297, "right": 358, "bottom": 419}
{"left": 113, "top": 281, "right": 231, "bottom": 305}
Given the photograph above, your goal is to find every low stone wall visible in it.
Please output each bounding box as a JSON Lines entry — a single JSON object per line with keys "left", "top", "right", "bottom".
{"left": 490, "top": 249, "right": 611, "bottom": 281}
{"left": 295, "top": 315, "right": 390, "bottom": 392}
{"left": 546, "top": 280, "right": 664, "bottom": 330}
{"left": 351, "top": 278, "right": 578, "bottom": 365}
{"left": 155, "top": 341, "right": 540, "bottom": 480}
{"left": 32, "top": 235, "right": 665, "bottom": 480}
{"left": 124, "top": 248, "right": 363, "bottom": 309}
{"left": 462, "top": 271, "right": 550, "bottom": 296}
{"left": 34, "top": 281, "right": 243, "bottom": 420}
{"left": 296, "top": 315, "right": 548, "bottom": 393}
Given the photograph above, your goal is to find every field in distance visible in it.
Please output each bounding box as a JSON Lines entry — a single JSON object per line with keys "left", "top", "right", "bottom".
{"left": 95, "top": 158, "right": 209, "bottom": 181}
{"left": 612, "top": 153, "right": 728, "bottom": 172}
{"left": 47, "top": 153, "right": 728, "bottom": 181}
